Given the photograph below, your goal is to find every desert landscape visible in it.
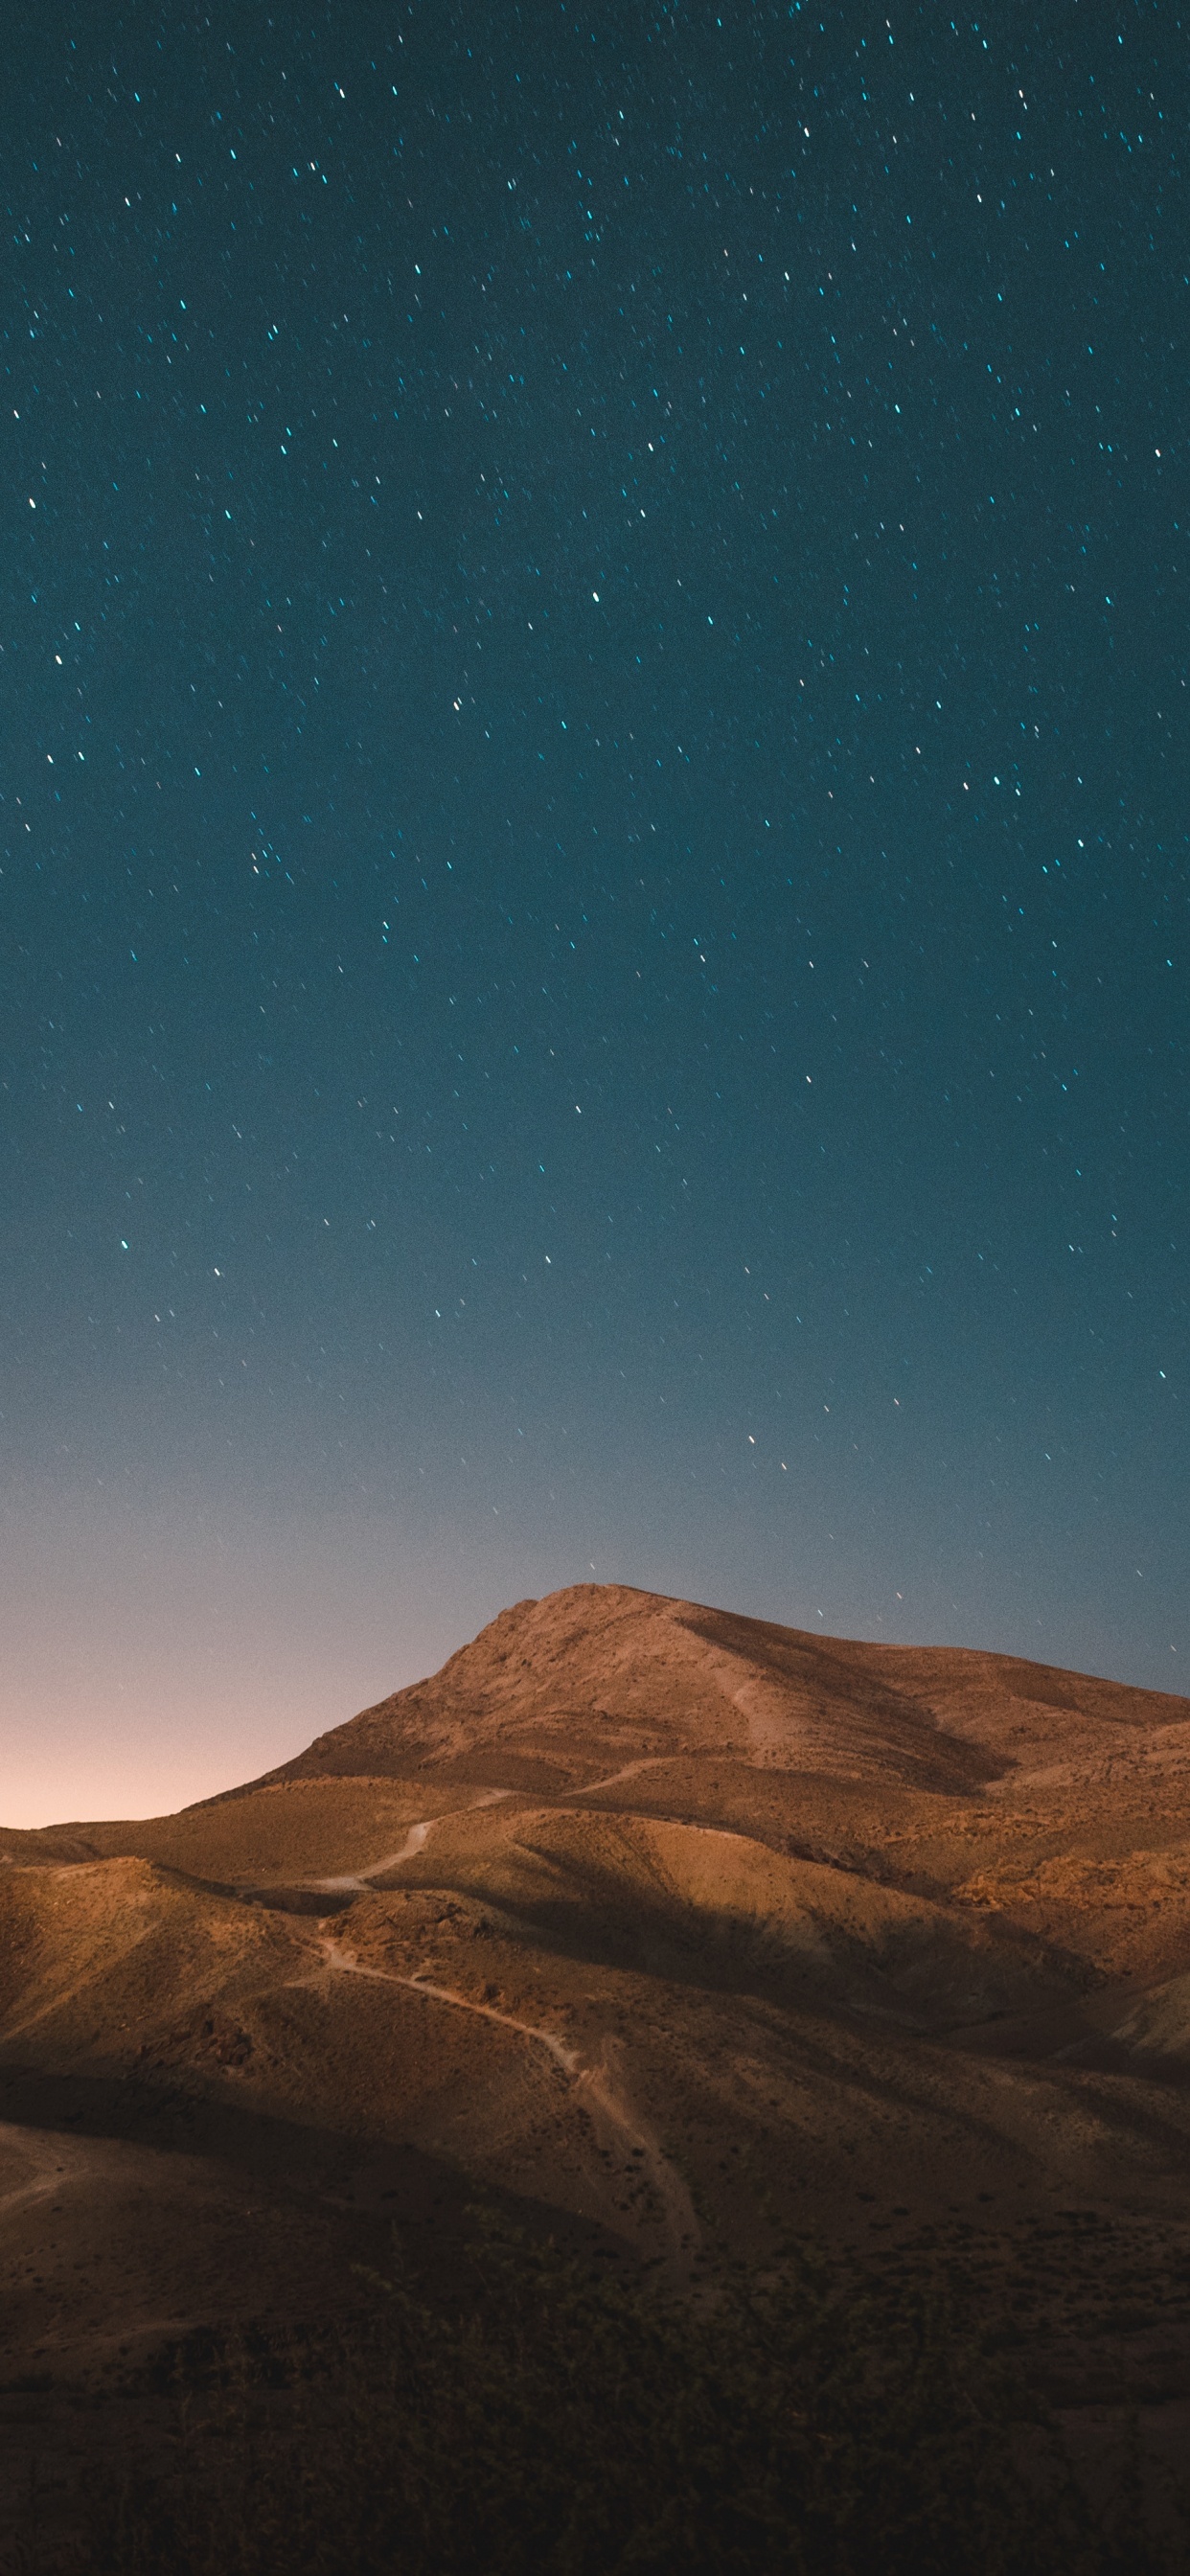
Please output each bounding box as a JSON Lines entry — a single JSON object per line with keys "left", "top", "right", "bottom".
{"left": 5, "top": 1582, "right": 1190, "bottom": 2564}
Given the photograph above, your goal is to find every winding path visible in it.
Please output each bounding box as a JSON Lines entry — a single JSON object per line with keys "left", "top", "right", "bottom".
{"left": 318, "top": 1933, "right": 698, "bottom": 2273}
{"left": 238, "top": 1784, "right": 698, "bottom": 2270}
{"left": 238, "top": 1788, "right": 513, "bottom": 1901}
{"left": 573, "top": 1757, "right": 669, "bottom": 1797}
{"left": 0, "top": 2123, "right": 99, "bottom": 2219}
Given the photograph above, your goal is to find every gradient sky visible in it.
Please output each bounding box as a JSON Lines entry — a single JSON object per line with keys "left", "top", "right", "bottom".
{"left": 3, "top": 3, "right": 1186, "bottom": 1826}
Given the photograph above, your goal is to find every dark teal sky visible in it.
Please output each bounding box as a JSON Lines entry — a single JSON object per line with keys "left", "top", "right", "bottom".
{"left": 2, "top": 2, "right": 1186, "bottom": 1820}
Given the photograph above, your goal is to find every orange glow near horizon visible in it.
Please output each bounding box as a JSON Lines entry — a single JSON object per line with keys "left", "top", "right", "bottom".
{"left": 0, "top": 1497, "right": 533, "bottom": 1830}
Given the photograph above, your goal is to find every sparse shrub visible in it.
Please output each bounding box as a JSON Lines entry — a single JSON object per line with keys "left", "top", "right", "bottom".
{"left": 64, "top": 2232, "right": 1173, "bottom": 2576}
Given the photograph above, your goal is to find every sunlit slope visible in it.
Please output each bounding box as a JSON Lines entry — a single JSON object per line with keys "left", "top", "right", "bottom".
{"left": 0, "top": 1857, "right": 307, "bottom": 2060}
{"left": 1, "top": 1779, "right": 456, "bottom": 1887}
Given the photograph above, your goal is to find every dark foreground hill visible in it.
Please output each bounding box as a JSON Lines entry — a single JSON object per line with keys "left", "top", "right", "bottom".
{"left": 4, "top": 1585, "right": 1190, "bottom": 2564}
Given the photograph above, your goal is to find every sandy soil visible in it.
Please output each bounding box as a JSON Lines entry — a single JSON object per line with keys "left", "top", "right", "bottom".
{"left": 5, "top": 1581, "right": 1190, "bottom": 2547}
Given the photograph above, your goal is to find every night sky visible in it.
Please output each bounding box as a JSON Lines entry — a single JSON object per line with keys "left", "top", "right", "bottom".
{"left": 3, "top": 3, "right": 1186, "bottom": 1823}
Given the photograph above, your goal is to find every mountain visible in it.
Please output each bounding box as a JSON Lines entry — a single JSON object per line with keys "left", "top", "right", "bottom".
{"left": 4, "top": 1584, "right": 1190, "bottom": 2546}
{"left": 233, "top": 1580, "right": 1188, "bottom": 1799}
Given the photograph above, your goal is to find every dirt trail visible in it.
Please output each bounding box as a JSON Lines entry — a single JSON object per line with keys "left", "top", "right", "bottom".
{"left": 242, "top": 1787, "right": 514, "bottom": 1899}
{"left": 319, "top": 1936, "right": 580, "bottom": 2070}
{"left": 578, "top": 2041, "right": 698, "bottom": 2269}
{"left": 574, "top": 1758, "right": 668, "bottom": 1797}
{"left": 308, "top": 1820, "right": 432, "bottom": 1896}
{"left": 0, "top": 2122, "right": 100, "bottom": 2218}
{"left": 318, "top": 1935, "right": 698, "bottom": 2273}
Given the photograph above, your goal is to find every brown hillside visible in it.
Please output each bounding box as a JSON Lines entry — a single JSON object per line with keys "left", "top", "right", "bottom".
{"left": 5, "top": 1583, "right": 1190, "bottom": 2544}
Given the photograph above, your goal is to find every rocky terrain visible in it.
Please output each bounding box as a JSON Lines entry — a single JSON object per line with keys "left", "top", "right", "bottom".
{"left": 4, "top": 1582, "right": 1190, "bottom": 2554}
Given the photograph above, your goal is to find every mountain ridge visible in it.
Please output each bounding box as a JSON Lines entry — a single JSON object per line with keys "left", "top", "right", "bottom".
{"left": 207, "top": 1580, "right": 1190, "bottom": 1806}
